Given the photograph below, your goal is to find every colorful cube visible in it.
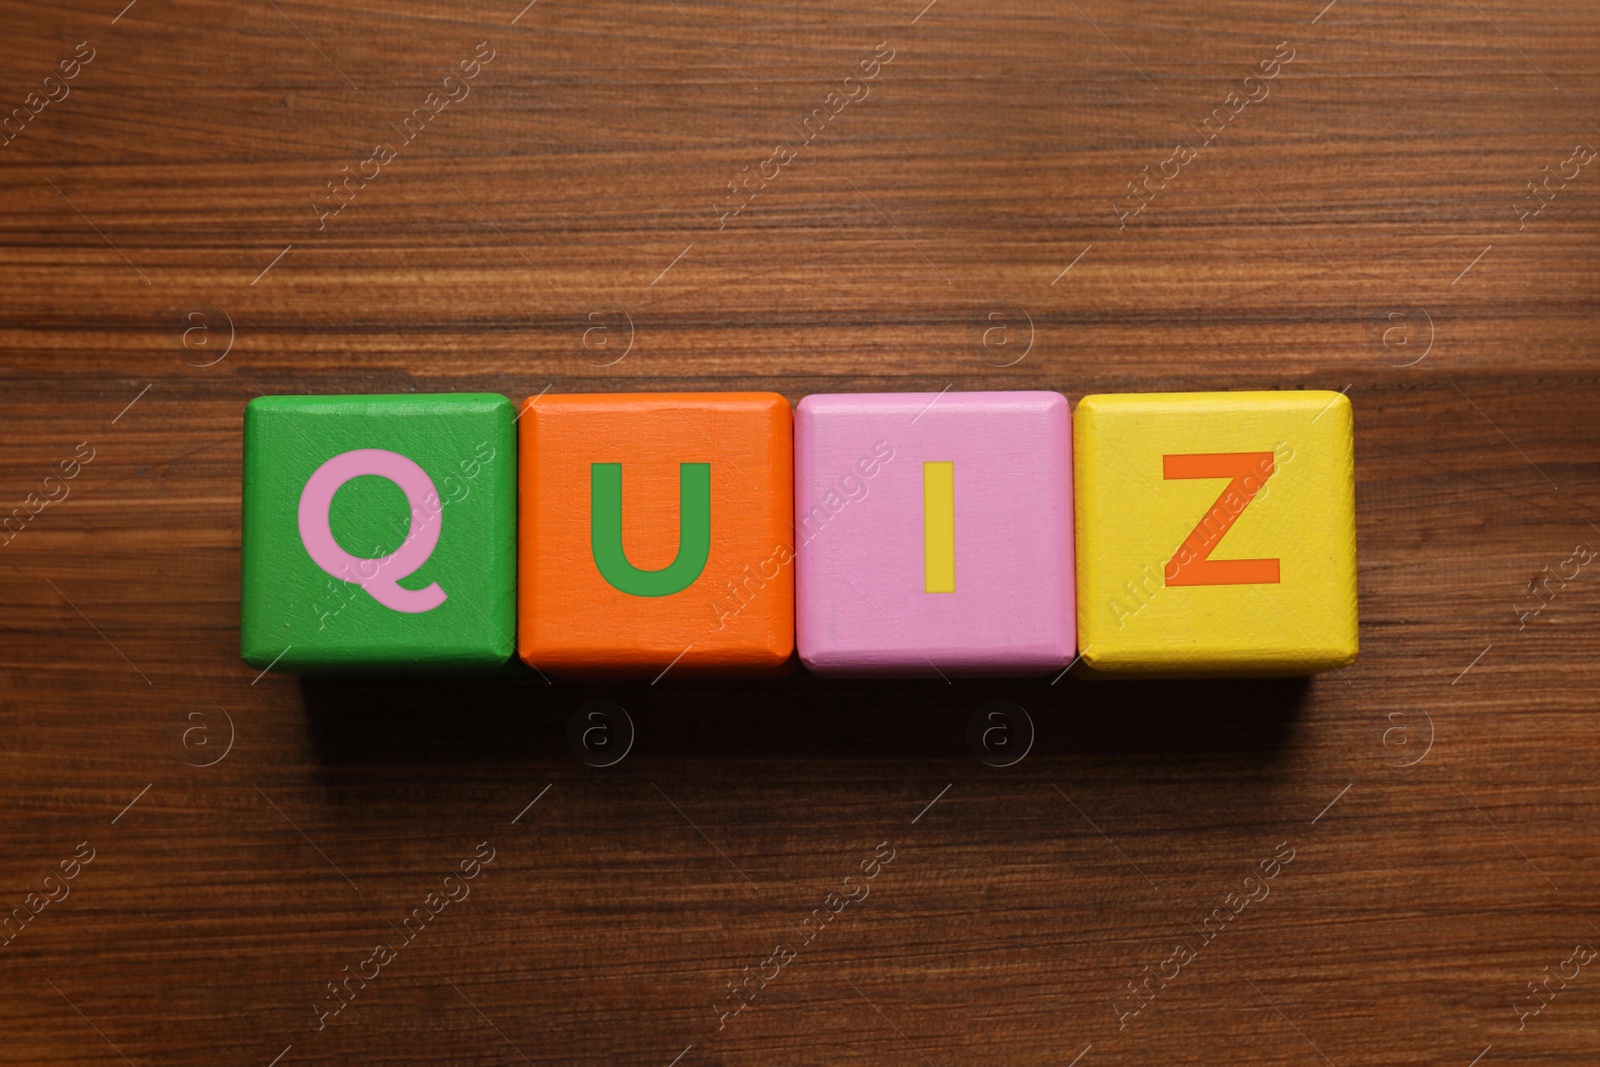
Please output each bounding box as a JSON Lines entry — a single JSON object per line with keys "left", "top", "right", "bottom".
{"left": 795, "top": 391, "right": 1075, "bottom": 676}
{"left": 240, "top": 394, "right": 517, "bottom": 671}
{"left": 517, "top": 392, "right": 794, "bottom": 675}
{"left": 1073, "top": 391, "right": 1358, "bottom": 675}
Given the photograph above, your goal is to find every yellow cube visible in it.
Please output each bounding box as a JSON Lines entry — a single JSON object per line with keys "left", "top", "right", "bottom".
{"left": 1074, "top": 391, "right": 1358, "bottom": 675}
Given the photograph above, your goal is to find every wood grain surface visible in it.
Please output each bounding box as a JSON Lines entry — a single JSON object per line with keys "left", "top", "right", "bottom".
{"left": 2, "top": 1, "right": 1598, "bottom": 1065}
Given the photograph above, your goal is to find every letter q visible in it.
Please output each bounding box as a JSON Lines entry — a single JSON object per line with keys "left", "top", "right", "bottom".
{"left": 298, "top": 449, "right": 447, "bottom": 613}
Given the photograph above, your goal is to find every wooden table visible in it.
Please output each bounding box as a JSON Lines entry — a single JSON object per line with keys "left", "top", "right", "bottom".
{"left": 2, "top": 1, "right": 1596, "bottom": 1064}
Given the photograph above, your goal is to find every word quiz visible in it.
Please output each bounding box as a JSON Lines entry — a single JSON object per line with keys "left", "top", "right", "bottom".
{"left": 240, "top": 389, "right": 1358, "bottom": 678}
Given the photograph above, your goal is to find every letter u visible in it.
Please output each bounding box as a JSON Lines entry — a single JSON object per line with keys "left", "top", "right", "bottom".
{"left": 591, "top": 462, "right": 711, "bottom": 596}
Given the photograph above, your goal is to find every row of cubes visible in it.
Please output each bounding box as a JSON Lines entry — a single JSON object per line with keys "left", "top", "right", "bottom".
{"left": 241, "top": 389, "right": 1358, "bottom": 677}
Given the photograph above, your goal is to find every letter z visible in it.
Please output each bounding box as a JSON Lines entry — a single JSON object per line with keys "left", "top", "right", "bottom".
{"left": 1163, "top": 452, "right": 1280, "bottom": 586}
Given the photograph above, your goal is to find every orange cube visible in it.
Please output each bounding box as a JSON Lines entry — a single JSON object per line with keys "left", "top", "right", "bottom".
{"left": 517, "top": 392, "right": 794, "bottom": 676}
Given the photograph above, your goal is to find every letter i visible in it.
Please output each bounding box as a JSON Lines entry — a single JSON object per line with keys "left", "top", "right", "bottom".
{"left": 924, "top": 461, "right": 955, "bottom": 593}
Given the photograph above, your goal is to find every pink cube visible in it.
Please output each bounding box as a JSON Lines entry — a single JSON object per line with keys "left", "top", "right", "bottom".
{"left": 795, "top": 391, "right": 1076, "bottom": 676}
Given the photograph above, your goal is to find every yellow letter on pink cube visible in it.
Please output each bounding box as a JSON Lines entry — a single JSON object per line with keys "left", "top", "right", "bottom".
{"left": 1073, "top": 391, "right": 1357, "bottom": 675}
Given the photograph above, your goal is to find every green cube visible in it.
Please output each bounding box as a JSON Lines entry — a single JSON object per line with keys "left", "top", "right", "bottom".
{"left": 241, "top": 394, "right": 516, "bottom": 672}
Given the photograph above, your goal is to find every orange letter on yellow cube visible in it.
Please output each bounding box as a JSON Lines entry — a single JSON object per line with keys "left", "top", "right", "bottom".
{"left": 1074, "top": 391, "right": 1357, "bottom": 675}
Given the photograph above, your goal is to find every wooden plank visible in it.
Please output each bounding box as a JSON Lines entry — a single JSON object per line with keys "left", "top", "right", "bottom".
{"left": 0, "top": 0, "right": 1596, "bottom": 1064}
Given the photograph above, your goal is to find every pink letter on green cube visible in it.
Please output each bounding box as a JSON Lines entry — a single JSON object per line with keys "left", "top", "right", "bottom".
{"left": 241, "top": 394, "right": 516, "bottom": 672}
